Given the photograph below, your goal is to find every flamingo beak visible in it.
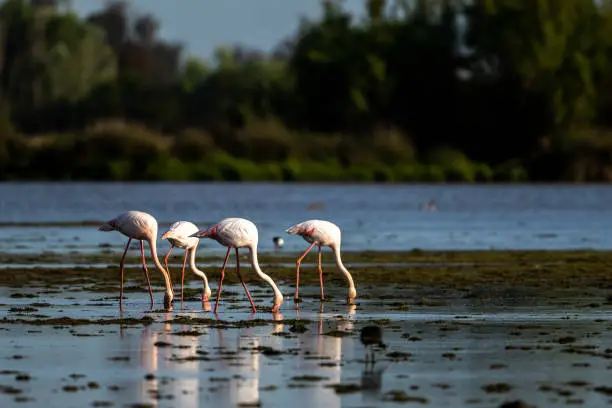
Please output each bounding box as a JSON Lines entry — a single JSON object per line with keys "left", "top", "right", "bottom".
{"left": 189, "top": 230, "right": 210, "bottom": 238}
{"left": 162, "top": 231, "right": 170, "bottom": 239}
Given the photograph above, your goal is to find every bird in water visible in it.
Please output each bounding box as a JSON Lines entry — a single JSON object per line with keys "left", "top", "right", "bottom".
{"left": 98, "top": 210, "right": 174, "bottom": 310}
{"left": 360, "top": 325, "right": 387, "bottom": 370}
{"left": 285, "top": 219, "right": 356, "bottom": 304}
{"left": 272, "top": 236, "right": 284, "bottom": 251}
{"left": 161, "top": 221, "right": 212, "bottom": 303}
{"left": 189, "top": 217, "right": 284, "bottom": 314}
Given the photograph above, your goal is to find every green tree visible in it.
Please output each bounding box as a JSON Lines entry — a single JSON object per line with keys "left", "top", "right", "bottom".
{"left": 43, "top": 14, "right": 117, "bottom": 102}
{"left": 180, "top": 55, "right": 210, "bottom": 93}
{"left": 465, "top": 0, "right": 612, "bottom": 149}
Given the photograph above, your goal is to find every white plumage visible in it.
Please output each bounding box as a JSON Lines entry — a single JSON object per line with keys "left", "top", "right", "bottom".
{"left": 161, "top": 221, "right": 212, "bottom": 303}
{"left": 190, "top": 217, "right": 283, "bottom": 313}
{"left": 98, "top": 210, "right": 174, "bottom": 309}
{"left": 286, "top": 219, "right": 356, "bottom": 303}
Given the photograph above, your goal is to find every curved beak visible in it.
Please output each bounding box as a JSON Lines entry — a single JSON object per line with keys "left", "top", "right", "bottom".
{"left": 162, "top": 231, "right": 170, "bottom": 240}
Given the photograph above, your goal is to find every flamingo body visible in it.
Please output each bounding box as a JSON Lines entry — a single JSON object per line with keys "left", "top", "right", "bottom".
{"left": 163, "top": 221, "right": 200, "bottom": 249}
{"left": 99, "top": 210, "right": 155, "bottom": 241}
{"left": 209, "top": 217, "right": 258, "bottom": 248}
{"left": 287, "top": 219, "right": 341, "bottom": 247}
{"left": 162, "top": 221, "right": 212, "bottom": 302}
{"left": 98, "top": 210, "right": 174, "bottom": 309}
{"left": 286, "top": 219, "right": 357, "bottom": 303}
{"left": 190, "top": 217, "right": 283, "bottom": 313}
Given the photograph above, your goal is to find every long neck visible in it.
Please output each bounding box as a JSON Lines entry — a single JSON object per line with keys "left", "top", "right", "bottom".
{"left": 149, "top": 235, "right": 174, "bottom": 298}
{"left": 188, "top": 244, "right": 209, "bottom": 286}
{"left": 248, "top": 245, "right": 282, "bottom": 300}
{"left": 332, "top": 243, "right": 356, "bottom": 294}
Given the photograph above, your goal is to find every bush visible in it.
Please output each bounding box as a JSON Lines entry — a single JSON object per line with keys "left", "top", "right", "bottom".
{"left": 0, "top": 114, "right": 541, "bottom": 182}
{"left": 172, "top": 128, "right": 216, "bottom": 162}
{"left": 494, "top": 165, "right": 528, "bottom": 182}
{"left": 74, "top": 120, "right": 169, "bottom": 179}
{"left": 370, "top": 127, "right": 416, "bottom": 165}
{"left": 236, "top": 118, "right": 295, "bottom": 162}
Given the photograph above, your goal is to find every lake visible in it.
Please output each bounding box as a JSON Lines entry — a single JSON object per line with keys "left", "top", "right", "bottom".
{"left": 2, "top": 182, "right": 612, "bottom": 408}
{"left": 0, "top": 182, "right": 610, "bottom": 255}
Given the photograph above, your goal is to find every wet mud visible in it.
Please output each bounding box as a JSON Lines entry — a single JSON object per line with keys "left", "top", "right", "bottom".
{"left": 2, "top": 250, "right": 612, "bottom": 407}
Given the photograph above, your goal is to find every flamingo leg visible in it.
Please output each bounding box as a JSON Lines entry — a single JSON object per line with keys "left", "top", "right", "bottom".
{"left": 214, "top": 247, "right": 232, "bottom": 314}
{"left": 181, "top": 249, "right": 188, "bottom": 303}
{"left": 295, "top": 242, "right": 316, "bottom": 301}
{"left": 119, "top": 237, "right": 132, "bottom": 310}
{"left": 164, "top": 246, "right": 174, "bottom": 280}
{"left": 140, "top": 240, "right": 154, "bottom": 308}
{"left": 317, "top": 244, "right": 325, "bottom": 300}
{"left": 235, "top": 248, "right": 257, "bottom": 313}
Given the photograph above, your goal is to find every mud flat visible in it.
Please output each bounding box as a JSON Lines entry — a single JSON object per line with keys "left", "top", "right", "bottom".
{"left": 2, "top": 250, "right": 612, "bottom": 407}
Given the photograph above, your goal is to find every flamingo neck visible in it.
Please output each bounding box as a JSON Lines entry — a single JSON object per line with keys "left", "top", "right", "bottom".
{"left": 248, "top": 245, "right": 283, "bottom": 304}
{"left": 332, "top": 243, "right": 356, "bottom": 299}
{"left": 188, "top": 244, "right": 211, "bottom": 295}
{"left": 149, "top": 235, "right": 174, "bottom": 300}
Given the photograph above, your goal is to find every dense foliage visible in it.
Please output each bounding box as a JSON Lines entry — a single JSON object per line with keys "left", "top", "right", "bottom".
{"left": 2, "top": 0, "right": 612, "bottom": 182}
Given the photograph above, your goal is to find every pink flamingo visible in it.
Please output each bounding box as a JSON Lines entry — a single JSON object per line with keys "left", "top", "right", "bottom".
{"left": 189, "top": 217, "right": 284, "bottom": 314}
{"left": 161, "top": 221, "right": 212, "bottom": 303}
{"left": 286, "top": 219, "right": 357, "bottom": 304}
{"left": 98, "top": 210, "right": 174, "bottom": 310}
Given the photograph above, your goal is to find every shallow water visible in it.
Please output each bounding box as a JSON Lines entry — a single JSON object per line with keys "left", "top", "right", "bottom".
{"left": 2, "top": 281, "right": 612, "bottom": 408}
{"left": 1, "top": 182, "right": 612, "bottom": 255}
{"left": 2, "top": 182, "right": 612, "bottom": 407}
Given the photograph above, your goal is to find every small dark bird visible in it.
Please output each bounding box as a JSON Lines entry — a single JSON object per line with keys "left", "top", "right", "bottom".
{"left": 272, "top": 236, "right": 284, "bottom": 251}
{"left": 360, "top": 325, "right": 387, "bottom": 370}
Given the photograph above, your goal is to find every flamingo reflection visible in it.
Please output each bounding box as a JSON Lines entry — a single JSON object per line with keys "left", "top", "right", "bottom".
{"left": 136, "top": 310, "right": 206, "bottom": 407}
{"left": 214, "top": 312, "right": 284, "bottom": 406}
{"left": 293, "top": 304, "right": 356, "bottom": 407}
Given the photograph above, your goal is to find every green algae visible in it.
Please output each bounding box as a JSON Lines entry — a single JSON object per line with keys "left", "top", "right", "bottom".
{"left": 0, "top": 316, "right": 155, "bottom": 326}
{"left": 2, "top": 250, "right": 612, "bottom": 291}
{"left": 0, "top": 247, "right": 608, "bottom": 267}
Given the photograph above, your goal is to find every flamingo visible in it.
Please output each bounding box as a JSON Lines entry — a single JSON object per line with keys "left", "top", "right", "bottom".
{"left": 286, "top": 219, "right": 356, "bottom": 304}
{"left": 161, "top": 221, "right": 212, "bottom": 303}
{"left": 189, "top": 217, "right": 283, "bottom": 314}
{"left": 98, "top": 210, "right": 174, "bottom": 310}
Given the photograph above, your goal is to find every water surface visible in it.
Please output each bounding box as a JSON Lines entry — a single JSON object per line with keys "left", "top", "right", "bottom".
{"left": 1, "top": 282, "right": 612, "bottom": 408}
{"left": 0, "top": 182, "right": 611, "bottom": 255}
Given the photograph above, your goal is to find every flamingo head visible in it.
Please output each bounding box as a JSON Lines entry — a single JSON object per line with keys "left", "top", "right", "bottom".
{"left": 190, "top": 225, "right": 218, "bottom": 239}
{"left": 203, "top": 286, "right": 212, "bottom": 302}
{"left": 272, "top": 292, "right": 284, "bottom": 313}
{"left": 348, "top": 287, "right": 357, "bottom": 300}
{"left": 98, "top": 219, "right": 117, "bottom": 231}
{"left": 164, "top": 291, "right": 174, "bottom": 308}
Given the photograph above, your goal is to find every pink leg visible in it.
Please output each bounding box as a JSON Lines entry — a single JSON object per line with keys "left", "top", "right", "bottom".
{"left": 119, "top": 238, "right": 132, "bottom": 310}
{"left": 295, "top": 242, "right": 317, "bottom": 301}
{"left": 235, "top": 248, "right": 257, "bottom": 313}
{"left": 214, "top": 247, "right": 232, "bottom": 314}
{"left": 164, "top": 246, "right": 174, "bottom": 280}
{"left": 181, "top": 249, "right": 188, "bottom": 303}
{"left": 140, "top": 240, "right": 154, "bottom": 308}
{"left": 317, "top": 245, "right": 325, "bottom": 300}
